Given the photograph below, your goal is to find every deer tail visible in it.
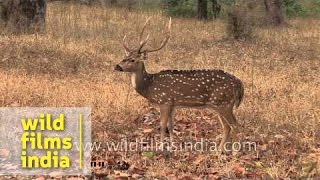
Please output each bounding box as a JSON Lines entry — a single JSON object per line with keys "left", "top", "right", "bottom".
{"left": 234, "top": 81, "right": 244, "bottom": 108}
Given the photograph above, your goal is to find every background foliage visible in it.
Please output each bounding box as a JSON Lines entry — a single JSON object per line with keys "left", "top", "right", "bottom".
{"left": 161, "top": 0, "right": 320, "bottom": 18}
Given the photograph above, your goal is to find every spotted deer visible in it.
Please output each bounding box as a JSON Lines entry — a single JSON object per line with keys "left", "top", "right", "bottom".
{"left": 115, "top": 18, "right": 244, "bottom": 151}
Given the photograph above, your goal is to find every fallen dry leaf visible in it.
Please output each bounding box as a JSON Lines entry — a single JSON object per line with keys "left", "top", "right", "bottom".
{"left": 93, "top": 170, "right": 109, "bottom": 179}
{"left": 132, "top": 173, "right": 143, "bottom": 178}
{"left": 131, "top": 167, "right": 145, "bottom": 175}
{"left": 255, "top": 161, "right": 264, "bottom": 168}
{"left": 119, "top": 172, "right": 130, "bottom": 177}
{"left": 193, "top": 155, "right": 206, "bottom": 166}
{"left": 143, "top": 128, "right": 153, "bottom": 133}
{"left": 274, "top": 134, "right": 285, "bottom": 139}
{"left": 66, "top": 177, "right": 85, "bottom": 180}
{"left": 0, "top": 149, "right": 10, "bottom": 158}
{"left": 113, "top": 176, "right": 129, "bottom": 180}
{"left": 10, "top": 102, "right": 20, "bottom": 107}
{"left": 178, "top": 174, "right": 197, "bottom": 180}
{"left": 49, "top": 171, "right": 63, "bottom": 179}
{"left": 233, "top": 164, "right": 246, "bottom": 177}
{"left": 35, "top": 176, "right": 46, "bottom": 180}
{"left": 258, "top": 143, "right": 268, "bottom": 152}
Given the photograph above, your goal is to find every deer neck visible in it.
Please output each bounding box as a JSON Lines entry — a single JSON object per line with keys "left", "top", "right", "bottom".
{"left": 131, "top": 63, "right": 152, "bottom": 94}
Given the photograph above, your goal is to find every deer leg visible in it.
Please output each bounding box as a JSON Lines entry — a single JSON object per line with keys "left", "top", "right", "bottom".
{"left": 159, "top": 105, "right": 171, "bottom": 143}
{"left": 218, "top": 108, "right": 240, "bottom": 153}
{"left": 220, "top": 109, "right": 239, "bottom": 140}
{"left": 218, "top": 115, "right": 232, "bottom": 153}
{"left": 167, "top": 107, "right": 175, "bottom": 143}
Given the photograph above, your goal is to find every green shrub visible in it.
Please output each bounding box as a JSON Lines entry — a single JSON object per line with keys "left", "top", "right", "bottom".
{"left": 304, "top": 0, "right": 320, "bottom": 16}
{"left": 283, "top": 0, "right": 307, "bottom": 17}
{"left": 163, "top": 0, "right": 236, "bottom": 19}
{"left": 163, "top": 0, "right": 320, "bottom": 19}
{"left": 163, "top": 0, "right": 197, "bottom": 18}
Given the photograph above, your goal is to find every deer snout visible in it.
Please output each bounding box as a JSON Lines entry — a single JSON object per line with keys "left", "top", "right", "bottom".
{"left": 114, "top": 64, "right": 123, "bottom": 72}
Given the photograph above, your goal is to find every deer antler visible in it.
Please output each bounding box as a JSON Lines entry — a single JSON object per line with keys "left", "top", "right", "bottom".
{"left": 139, "top": 17, "right": 152, "bottom": 44}
{"left": 137, "top": 17, "right": 152, "bottom": 52}
{"left": 142, "top": 17, "right": 171, "bottom": 53}
{"left": 122, "top": 35, "right": 132, "bottom": 53}
{"left": 137, "top": 35, "right": 150, "bottom": 52}
{"left": 122, "top": 17, "right": 172, "bottom": 54}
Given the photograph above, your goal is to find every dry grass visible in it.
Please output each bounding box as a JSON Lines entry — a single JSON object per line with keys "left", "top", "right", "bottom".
{"left": 0, "top": 2, "right": 319, "bottom": 179}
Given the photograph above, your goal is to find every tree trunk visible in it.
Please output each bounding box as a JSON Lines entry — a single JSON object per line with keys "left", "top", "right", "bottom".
{"left": 0, "top": 0, "right": 10, "bottom": 24}
{"left": 110, "top": 0, "right": 117, "bottom": 5}
{"left": 264, "top": 0, "right": 284, "bottom": 26}
{"left": 197, "top": 0, "right": 208, "bottom": 20}
{"left": 126, "top": 0, "right": 134, "bottom": 11}
{"left": 211, "top": 0, "right": 221, "bottom": 19}
{"left": 1, "top": 0, "right": 46, "bottom": 34}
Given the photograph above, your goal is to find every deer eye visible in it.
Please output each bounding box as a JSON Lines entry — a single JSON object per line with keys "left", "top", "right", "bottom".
{"left": 129, "top": 59, "right": 135, "bottom": 62}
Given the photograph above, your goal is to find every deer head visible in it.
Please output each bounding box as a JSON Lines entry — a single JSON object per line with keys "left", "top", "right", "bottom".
{"left": 114, "top": 17, "right": 171, "bottom": 73}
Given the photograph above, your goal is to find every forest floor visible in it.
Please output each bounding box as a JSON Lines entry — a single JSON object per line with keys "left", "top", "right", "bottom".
{"left": 0, "top": 2, "right": 319, "bottom": 179}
